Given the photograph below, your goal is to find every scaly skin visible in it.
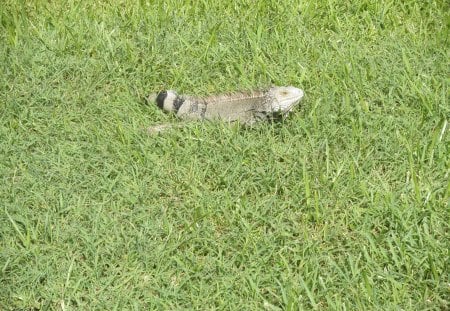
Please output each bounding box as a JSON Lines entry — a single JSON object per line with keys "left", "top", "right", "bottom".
{"left": 147, "top": 86, "right": 304, "bottom": 133}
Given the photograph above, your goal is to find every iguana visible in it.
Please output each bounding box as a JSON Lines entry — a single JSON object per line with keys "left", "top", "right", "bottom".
{"left": 147, "top": 86, "right": 304, "bottom": 133}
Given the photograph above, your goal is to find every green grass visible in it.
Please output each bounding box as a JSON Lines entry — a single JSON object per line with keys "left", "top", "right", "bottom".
{"left": 0, "top": 0, "right": 449, "bottom": 309}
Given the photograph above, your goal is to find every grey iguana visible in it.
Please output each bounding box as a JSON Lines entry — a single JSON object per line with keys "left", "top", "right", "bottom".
{"left": 147, "top": 86, "right": 304, "bottom": 133}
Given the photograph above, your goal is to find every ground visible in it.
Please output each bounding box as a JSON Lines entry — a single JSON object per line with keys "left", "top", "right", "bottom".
{"left": 0, "top": 1, "right": 448, "bottom": 310}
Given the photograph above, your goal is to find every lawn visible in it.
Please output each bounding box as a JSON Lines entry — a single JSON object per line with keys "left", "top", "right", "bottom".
{"left": 0, "top": 0, "right": 448, "bottom": 309}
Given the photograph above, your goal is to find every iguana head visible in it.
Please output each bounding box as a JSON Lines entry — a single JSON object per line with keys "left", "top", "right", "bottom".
{"left": 267, "top": 86, "right": 304, "bottom": 115}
